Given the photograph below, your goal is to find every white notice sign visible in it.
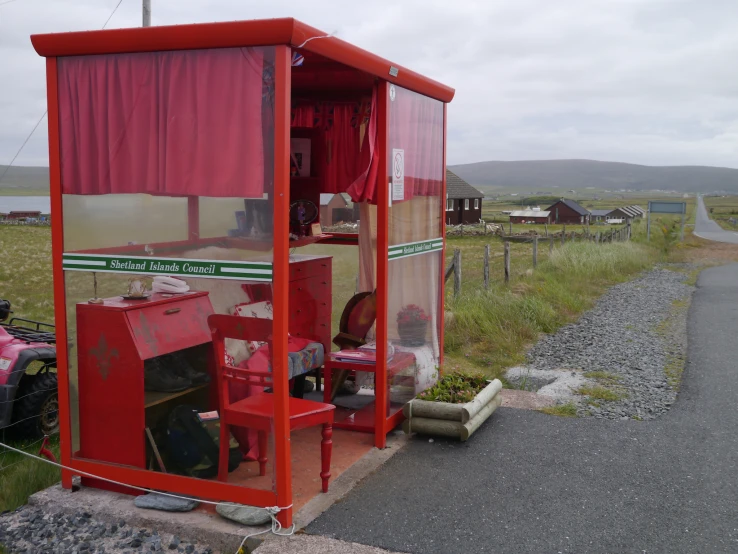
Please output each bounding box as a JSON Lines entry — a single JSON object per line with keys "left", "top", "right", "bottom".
{"left": 392, "top": 149, "right": 404, "bottom": 201}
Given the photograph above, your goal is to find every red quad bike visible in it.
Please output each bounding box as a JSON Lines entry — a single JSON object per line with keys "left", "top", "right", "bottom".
{"left": 0, "top": 299, "right": 59, "bottom": 439}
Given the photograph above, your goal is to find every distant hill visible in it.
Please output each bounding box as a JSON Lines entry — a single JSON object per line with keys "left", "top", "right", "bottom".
{"left": 448, "top": 159, "right": 738, "bottom": 194}
{"left": 4, "top": 159, "right": 738, "bottom": 195}
{"left": 0, "top": 165, "right": 49, "bottom": 191}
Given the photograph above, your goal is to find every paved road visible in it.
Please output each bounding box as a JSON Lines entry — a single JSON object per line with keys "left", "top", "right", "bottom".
{"left": 308, "top": 265, "right": 738, "bottom": 553}
{"left": 694, "top": 196, "right": 738, "bottom": 244}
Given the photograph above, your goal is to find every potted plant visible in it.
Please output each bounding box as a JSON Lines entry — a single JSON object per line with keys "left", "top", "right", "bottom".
{"left": 396, "top": 304, "right": 431, "bottom": 347}
{"left": 402, "top": 371, "right": 503, "bottom": 441}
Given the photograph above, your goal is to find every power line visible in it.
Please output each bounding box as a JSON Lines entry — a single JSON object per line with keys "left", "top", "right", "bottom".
{"left": 102, "top": 0, "right": 125, "bottom": 30}
{"left": 0, "top": 0, "right": 127, "bottom": 183}
{"left": 0, "top": 111, "right": 47, "bottom": 184}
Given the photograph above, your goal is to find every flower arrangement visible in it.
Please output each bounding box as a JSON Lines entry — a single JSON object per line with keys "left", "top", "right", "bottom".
{"left": 396, "top": 304, "right": 431, "bottom": 346}
{"left": 417, "top": 371, "right": 488, "bottom": 404}
{"left": 396, "top": 304, "right": 431, "bottom": 325}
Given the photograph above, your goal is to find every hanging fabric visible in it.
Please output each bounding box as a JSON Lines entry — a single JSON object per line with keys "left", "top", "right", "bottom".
{"left": 57, "top": 47, "right": 268, "bottom": 197}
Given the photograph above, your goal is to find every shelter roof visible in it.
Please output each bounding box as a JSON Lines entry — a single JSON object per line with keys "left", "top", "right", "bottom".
{"left": 31, "top": 18, "right": 454, "bottom": 103}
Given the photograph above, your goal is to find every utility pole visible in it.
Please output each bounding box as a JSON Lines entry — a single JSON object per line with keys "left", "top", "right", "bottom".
{"left": 143, "top": 0, "right": 151, "bottom": 27}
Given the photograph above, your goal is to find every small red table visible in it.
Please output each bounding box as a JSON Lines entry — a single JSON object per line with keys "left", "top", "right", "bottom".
{"left": 323, "top": 351, "right": 416, "bottom": 445}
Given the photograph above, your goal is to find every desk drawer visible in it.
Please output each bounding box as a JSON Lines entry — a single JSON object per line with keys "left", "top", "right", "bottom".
{"left": 289, "top": 278, "right": 331, "bottom": 316}
{"left": 290, "top": 321, "right": 331, "bottom": 348}
{"left": 289, "top": 258, "right": 331, "bottom": 281}
{"left": 126, "top": 296, "right": 213, "bottom": 359}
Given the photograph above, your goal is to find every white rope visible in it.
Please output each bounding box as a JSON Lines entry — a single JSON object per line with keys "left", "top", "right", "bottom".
{"left": 235, "top": 510, "right": 295, "bottom": 554}
{"left": 294, "top": 33, "right": 334, "bottom": 49}
{"left": 0, "top": 440, "right": 295, "bottom": 551}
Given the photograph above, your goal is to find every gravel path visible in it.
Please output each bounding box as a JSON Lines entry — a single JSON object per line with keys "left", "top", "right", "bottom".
{"left": 508, "top": 266, "right": 694, "bottom": 419}
{"left": 0, "top": 506, "right": 214, "bottom": 554}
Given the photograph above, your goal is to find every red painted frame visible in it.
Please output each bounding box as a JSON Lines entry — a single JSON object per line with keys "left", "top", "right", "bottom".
{"left": 31, "top": 19, "right": 454, "bottom": 104}
{"left": 374, "top": 81, "right": 390, "bottom": 449}
{"left": 37, "top": 18, "right": 453, "bottom": 529}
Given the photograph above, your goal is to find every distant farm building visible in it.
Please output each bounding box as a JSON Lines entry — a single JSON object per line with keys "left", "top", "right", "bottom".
{"left": 446, "top": 170, "right": 484, "bottom": 225}
{"left": 509, "top": 210, "right": 551, "bottom": 224}
{"left": 607, "top": 206, "right": 643, "bottom": 222}
{"left": 7, "top": 211, "right": 41, "bottom": 220}
{"left": 590, "top": 209, "right": 611, "bottom": 223}
{"left": 545, "top": 199, "right": 590, "bottom": 224}
{"left": 319, "top": 193, "right": 353, "bottom": 226}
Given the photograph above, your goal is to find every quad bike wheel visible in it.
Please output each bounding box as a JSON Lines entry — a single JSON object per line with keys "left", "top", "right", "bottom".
{"left": 12, "top": 372, "right": 59, "bottom": 439}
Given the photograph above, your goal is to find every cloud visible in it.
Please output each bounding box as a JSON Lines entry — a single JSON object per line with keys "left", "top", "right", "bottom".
{"left": 1, "top": 0, "right": 737, "bottom": 168}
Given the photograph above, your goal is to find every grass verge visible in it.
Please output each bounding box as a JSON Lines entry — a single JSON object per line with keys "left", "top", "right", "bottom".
{"left": 445, "top": 240, "right": 658, "bottom": 380}
{"left": 540, "top": 402, "right": 577, "bottom": 417}
{"left": 576, "top": 385, "right": 626, "bottom": 402}
{"left": 0, "top": 436, "right": 61, "bottom": 513}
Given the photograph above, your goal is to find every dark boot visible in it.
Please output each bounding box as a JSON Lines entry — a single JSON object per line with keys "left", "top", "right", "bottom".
{"left": 144, "top": 357, "right": 192, "bottom": 392}
{"left": 165, "top": 352, "right": 211, "bottom": 386}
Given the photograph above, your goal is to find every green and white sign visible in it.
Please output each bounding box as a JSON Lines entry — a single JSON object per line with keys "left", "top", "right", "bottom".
{"left": 62, "top": 253, "right": 273, "bottom": 281}
{"left": 388, "top": 238, "right": 444, "bottom": 260}
{"left": 648, "top": 201, "right": 686, "bottom": 214}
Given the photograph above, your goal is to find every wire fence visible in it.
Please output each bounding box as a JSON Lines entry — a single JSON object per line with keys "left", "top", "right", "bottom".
{"left": 445, "top": 223, "right": 632, "bottom": 296}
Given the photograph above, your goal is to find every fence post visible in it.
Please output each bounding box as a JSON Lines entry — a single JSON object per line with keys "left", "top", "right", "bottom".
{"left": 549, "top": 236, "right": 554, "bottom": 254}
{"left": 544, "top": 223, "right": 549, "bottom": 237}
{"left": 533, "top": 236, "right": 538, "bottom": 268}
{"left": 483, "top": 245, "right": 490, "bottom": 290}
{"left": 627, "top": 222, "right": 632, "bottom": 240}
{"left": 561, "top": 230, "right": 565, "bottom": 245}
{"left": 509, "top": 221, "right": 512, "bottom": 235}
{"left": 453, "top": 248, "right": 461, "bottom": 297}
{"left": 504, "top": 241, "right": 511, "bottom": 284}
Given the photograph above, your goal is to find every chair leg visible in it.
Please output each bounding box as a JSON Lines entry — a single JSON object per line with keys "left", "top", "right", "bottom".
{"left": 323, "top": 365, "right": 333, "bottom": 404}
{"left": 218, "top": 421, "right": 230, "bottom": 482}
{"left": 320, "top": 422, "right": 333, "bottom": 493}
{"left": 258, "top": 431, "right": 268, "bottom": 477}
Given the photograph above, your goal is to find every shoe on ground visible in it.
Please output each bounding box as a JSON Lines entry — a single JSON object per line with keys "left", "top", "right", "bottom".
{"left": 144, "top": 357, "right": 192, "bottom": 393}
{"left": 164, "top": 351, "right": 211, "bottom": 386}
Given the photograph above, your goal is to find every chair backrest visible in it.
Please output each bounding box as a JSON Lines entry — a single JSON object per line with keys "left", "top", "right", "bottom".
{"left": 208, "top": 314, "right": 273, "bottom": 410}
{"left": 338, "top": 290, "right": 377, "bottom": 340}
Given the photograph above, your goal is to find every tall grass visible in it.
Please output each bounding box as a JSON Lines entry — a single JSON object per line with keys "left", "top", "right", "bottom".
{"left": 444, "top": 241, "right": 656, "bottom": 378}
{"left": 0, "top": 436, "right": 61, "bottom": 513}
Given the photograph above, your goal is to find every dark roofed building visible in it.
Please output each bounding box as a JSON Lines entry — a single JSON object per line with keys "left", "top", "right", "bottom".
{"left": 590, "top": 209, "right": 611, "bottom": 223}
{"left": 545, "top": 199, "right": 590, "bottom": 224}
{"left": 608, "top": 207, "right": 637, "bottom": 221}
{"left": 446, "top": 170, "right": 484, "bottom": 225}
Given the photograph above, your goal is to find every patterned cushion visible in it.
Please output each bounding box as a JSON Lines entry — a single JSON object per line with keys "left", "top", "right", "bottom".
{"left": 287, "top": 342, "right": 324, "bottom": 379}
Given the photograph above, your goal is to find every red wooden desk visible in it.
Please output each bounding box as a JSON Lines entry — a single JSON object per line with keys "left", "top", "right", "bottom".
{"left": 76, "top": 291, "right": 215, "bottom": 492}
{"left": 322, "top": 351, "right": 415, "bottom": 446}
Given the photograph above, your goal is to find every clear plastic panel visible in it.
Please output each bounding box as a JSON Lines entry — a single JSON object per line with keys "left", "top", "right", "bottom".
{"left": 57, "top": 45, "right": 280, "bottom": 494}
{"left": 384, "top": 85, "right": 444, "bottom": 416}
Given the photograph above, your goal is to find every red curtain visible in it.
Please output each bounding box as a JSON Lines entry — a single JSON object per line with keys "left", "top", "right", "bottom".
{"left": 291, "top": 91, "right": 376, "bottom": 201}
{"left": 57, "top": 48, "right": 268, "bottom": 197}
{"left": 389, "top": 86, "right": 444, "bottom": 200}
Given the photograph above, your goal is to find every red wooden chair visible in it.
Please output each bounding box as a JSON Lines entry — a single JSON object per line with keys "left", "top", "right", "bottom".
{"left": 208, "top": 314, "right": 335, "bottom": 492}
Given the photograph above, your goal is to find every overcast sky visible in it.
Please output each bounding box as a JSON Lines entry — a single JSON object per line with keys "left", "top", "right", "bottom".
{"left": 1, "top": 0, "right": 737, "bottom": 169}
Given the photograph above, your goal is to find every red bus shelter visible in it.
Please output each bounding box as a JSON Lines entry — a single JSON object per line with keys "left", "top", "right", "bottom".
{"left": 32, "top": 18, "right": 454, "bottom": 528}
